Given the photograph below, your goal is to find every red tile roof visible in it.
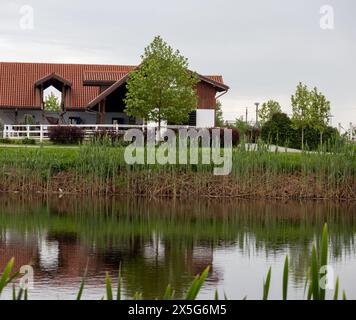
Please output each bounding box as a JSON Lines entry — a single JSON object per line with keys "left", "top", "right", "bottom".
{"left": 0, "top": 62, "right": 227, "bottom": 110}
{"left": 205, "top": 75, "right": 224, "bottom": 84}
{"left": 83, "top": 71, "right": 128, "bottom": 84}
{"left": 35, "top": 72, "right": 73, "bottom": 87}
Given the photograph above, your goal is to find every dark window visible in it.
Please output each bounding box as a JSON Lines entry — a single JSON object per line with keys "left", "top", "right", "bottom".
{"left": 187, "top": 111, "right": 197, "bottom": 126}
{"left": 69, "top": 117, "right": 82, "bottom": 125}
{"left": 112, "top": 118, "right": 125, "bottom": 125}
{"left": 128, "top": 117, "right": 136, "bottom": 125}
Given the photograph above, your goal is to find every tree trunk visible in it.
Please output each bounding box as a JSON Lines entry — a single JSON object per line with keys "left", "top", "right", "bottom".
{"left": 320, "top": 131, "right": 323, "bottom": 147}
{"left": 301, "top": 127, "right": 304, "bottom": 151}
{"left": 157, "top": 113, "right": 162, "bottom": 142}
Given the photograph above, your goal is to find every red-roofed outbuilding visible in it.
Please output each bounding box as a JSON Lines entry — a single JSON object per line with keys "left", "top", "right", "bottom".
{"left": 0, "top": 62, "right": 228, "bottom": 127}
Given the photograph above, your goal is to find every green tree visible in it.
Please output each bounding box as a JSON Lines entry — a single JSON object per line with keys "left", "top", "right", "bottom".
{"left": 44, "top": 92, "right": 61, "bottom": 112}
{"left": 309, "top": 87, "right": 331, "bottom": 145}
{"left": 124, "top": 36, "right": 199, "bottom": 129}
{"left": 299, "top": 125, "right": 338, "bottom": 150}
{"left": 215, "top": 100, "right": 225, "bottom": 127}
{"left": 24, "top": 114, "right": 35, "bottom": 125}
{"left": 233, "top": 117, "right": 249, "bottom": 138}
{"left": 291, "top": 83, "right": 312, "bottom": 150}
{"left": 261, "top": 113, "right": 297, "bottom": 147}
{"left": 259, "top": 100, "right": 282, "bottom": 125}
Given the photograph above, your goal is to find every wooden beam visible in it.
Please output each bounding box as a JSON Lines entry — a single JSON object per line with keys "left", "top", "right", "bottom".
{"left": 96, "top": 99, "right": 106, "bottom": 124}
{"left": 40, "top": 85, "right": 44, "bottom": 110}
{"left": 62, "top": 86, "right": 66, "bottom": 110}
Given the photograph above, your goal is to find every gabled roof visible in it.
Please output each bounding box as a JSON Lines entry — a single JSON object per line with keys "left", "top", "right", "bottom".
{"left": 87, "top": 72, "right": 229, "bottom": 109}
{"left": 198, "top": 75, "right": 228, "bottom": 91}
{"left": 35, "top": 72, "right": 72, "bottom": 88}
{"left": 0, "top": 62, "right": 228, "bottom": 110}
{"left": 0, "top": 62, "right": 135, "bottom": 109}
{"left": 87, "top": 73, "right": 131, "bottom": 109}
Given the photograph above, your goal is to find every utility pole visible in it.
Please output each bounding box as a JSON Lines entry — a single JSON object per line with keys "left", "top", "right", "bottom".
{"left": 350, "top": 123, "right": 354, "bottom": 141}
{"left": 328, "top": 113, "right": 334, "bottom": 127}
{"left": 254, "top": 102, "right": 260, "bottom": 127}
{"left": 245, "top": 107, "right": 248, "bottom": 124}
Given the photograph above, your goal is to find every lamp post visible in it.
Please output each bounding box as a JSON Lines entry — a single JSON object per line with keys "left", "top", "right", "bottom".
{"left": 254, "top": 102, "right": 260, "bottom": 127}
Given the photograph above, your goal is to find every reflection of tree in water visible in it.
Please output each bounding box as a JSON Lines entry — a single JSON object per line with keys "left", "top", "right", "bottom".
{"left": 113, "top": 237, "right": 216, "bottom": 299}
{"left": 0, "top": 195, "right": 355, "bottom": 298}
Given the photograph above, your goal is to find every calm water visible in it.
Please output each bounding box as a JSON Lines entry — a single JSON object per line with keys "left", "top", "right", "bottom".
{"left": 0, "top": 195, "right": 355, "bottom": 300}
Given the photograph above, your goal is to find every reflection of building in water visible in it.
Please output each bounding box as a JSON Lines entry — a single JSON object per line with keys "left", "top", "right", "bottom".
{"left": 0, "top": 229, "right": 220, "bottom": 299}
{"left": 0, "top": 231, "right": 97, "bottom": 279}
{"left": 0, "top": 230, "right": 38, "bottom": 272}
{"left": 39, "top": 233, "right": 59, "bottom": 272}
{"left": 3, "top": 196, "right": 353, "bottom": 299}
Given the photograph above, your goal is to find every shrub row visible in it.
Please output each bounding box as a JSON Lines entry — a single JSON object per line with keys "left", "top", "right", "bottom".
{"left": 47, "top": 126, "right": 240, "bottom": 147}
{"left": 48, "top": 126, "right": 85, "bottom": 145}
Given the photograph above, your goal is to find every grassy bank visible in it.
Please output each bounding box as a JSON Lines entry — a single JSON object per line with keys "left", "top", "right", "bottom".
{"left": 0, "top": 143, "right": 354, "bottom": 199}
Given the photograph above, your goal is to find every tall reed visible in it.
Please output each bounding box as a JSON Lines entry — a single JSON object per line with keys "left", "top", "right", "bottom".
{"left": 0, "top": 141, "right": 354, "bottom": 198}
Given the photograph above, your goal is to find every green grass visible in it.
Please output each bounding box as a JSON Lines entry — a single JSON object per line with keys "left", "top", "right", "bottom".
{"left": 0, "top": 143, "right": 353, "bottom": 175}
{"left": 0, "top": 143, "right": 352, "bottom": 170}
{"left": 0, "top": 142, "right": 354, "bottom": 198}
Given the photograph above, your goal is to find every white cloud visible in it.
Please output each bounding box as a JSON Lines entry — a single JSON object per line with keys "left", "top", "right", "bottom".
{"left": 0, "top": 0, "right": 355, "bottom": 127}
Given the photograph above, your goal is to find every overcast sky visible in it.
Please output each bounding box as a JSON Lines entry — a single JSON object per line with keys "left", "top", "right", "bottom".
{"left": 0, "top": 0, "right": 355, "bottom": 128}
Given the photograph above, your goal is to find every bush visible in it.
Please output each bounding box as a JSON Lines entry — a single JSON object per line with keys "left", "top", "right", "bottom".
{"left": 293, "top": 126, "right": 340, "bottom": 151}
{"left": 21, "top": 138, "right": 36, "bottom": 145}
{"left": 48, "top": 126, "right": 85, "bottom": 145}
{"left": 91, "top": 130, "right": 128, "bottom": 147}
{"left": 261, "top": 113, "right": 340, "bottom": 150}
{"left": 245, "top": 127, "right": 261, "bottom": 143}
{"left": 261, "top": 113, "right": 297, "bottom": 147}
{"left": 209, "top": 127, "right": 240, "bottom": 147}
{"left": 91, "top": 127, "right": 240, "bottom": 148}
{"left": 0, "top": 138, "right": 13, "bottom": 145}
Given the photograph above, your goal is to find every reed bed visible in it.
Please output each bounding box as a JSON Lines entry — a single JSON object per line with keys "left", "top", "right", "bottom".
{"left": 0, "top": 142, "right": 354, "bottom": 199}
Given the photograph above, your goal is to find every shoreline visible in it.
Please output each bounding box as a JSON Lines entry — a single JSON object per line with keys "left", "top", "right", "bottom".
{"left": 0, "top": 145, "right": 354, "bottom": 200}
{"left": 0, "top": 171, "right": 354, "bottom": 200}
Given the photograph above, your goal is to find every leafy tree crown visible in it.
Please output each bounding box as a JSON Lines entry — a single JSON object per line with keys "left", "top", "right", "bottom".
{"left": 215, "top": 100, "right": 225, "bottom": 127}
{"left": 259, "top": 100, "right": 282, "bottom": 125}
{"left": 124, "top": 36, "right": 199, "bottom": 126}
{"left": 44, "top": 92, "right": 61, "bottom": 112}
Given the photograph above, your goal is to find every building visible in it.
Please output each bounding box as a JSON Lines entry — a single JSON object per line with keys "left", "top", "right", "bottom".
{"left": 0, "top": 62, "right": 229, "bottom": 128}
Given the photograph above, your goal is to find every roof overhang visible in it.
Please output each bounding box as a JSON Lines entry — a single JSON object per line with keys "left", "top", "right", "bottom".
{"left": 87, "top": 70, "right": 229, "bottom": 111}
{"left": 87, "top": 74, "right": 130, "bottom": 110}
{"left": 83, "top": 71, "right": 128, "bottom": 87}
{"left": 198, "top": 74, "right": 229, "bottom": 92}
{"left": 35, "top": 72, "right": 72, "bottom": 88}
{"left": 0, "top": 106, "right": 41, "bottom": 111}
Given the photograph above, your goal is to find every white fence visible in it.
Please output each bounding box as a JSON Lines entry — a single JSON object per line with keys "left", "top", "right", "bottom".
{"left": 2, "top": 124, "right": 194, "bottom": 142}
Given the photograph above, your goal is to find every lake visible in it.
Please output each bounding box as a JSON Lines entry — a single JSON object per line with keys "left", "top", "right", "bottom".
{"left": 0, "top": 195, "right": 355, "bottom": 300}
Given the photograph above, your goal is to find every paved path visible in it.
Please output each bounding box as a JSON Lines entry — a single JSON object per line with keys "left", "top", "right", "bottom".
{"left": 0, "top": 143, "right": 302, "bottom": 153}
{"left": 0, "top": 144, "right": 79, "bottom": 149}
{"left": 244, "top": 144, "right": 302, "bottom": 153}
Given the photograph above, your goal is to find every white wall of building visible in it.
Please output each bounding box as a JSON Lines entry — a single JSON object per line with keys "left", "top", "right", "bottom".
{"left": 196, "top": 109, "right": 215, "bottom": 128}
